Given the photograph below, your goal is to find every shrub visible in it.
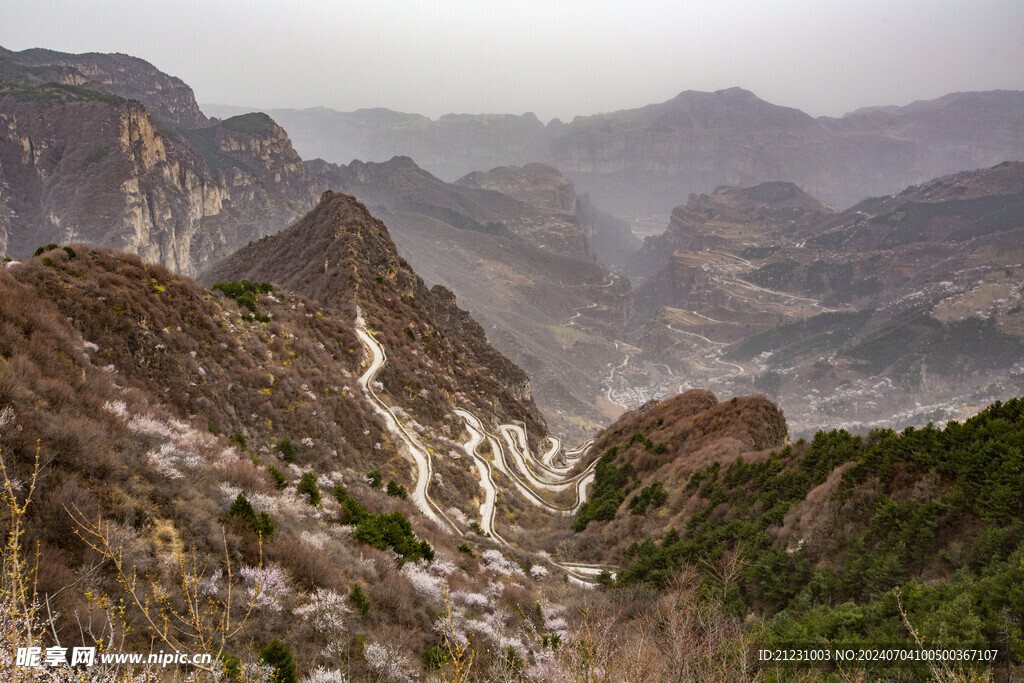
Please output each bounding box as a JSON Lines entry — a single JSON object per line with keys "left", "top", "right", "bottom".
{"left": 386, "top": 480, "right": 407, "bottom": 500}
{"left": 62, "top": 246, "right": 76, "bottom": 259}
{"left": 350, "top": 583, "right": 370, "bottom": 615}
{"left": 421, "top": 645, "right": 448, "bottom": 670}
{"left": 457, "top": 543, "right": 474, "bottom": 557}
{"left": 259, "top": 639, "right": 296, "bottom": 683}
{"left": 277, "top": 437, "right": 296, "bottom": 462}
{"left": 33, "top": 243, "right": 58, "bottom": 257}
{"left": 212, "top": 280, "right": 273, "bottom": 323}
{"left": 230, "top": 432, "right": 247, "bottom": 450}
{"left": 354, "top": 510, "right": 433, "bottom": 563}
{"left": 41, "top": 257, "right": 56, "bottom": 268}
{"left": 495, "top": 646, "right": 525, "bottom": 676}
{"left": 228, "top": 494, "right": 275, "bottom": 540}
{"left": 366, "top": 470, "right": 382, "bottom": 487}
{"left": 267, "top": 465, "right": 287, "bottom": 490}
{"left": 332, "top": 484, "right": 348, "bottom": 504}
{"left": 630, "top": 482, "right": 669, "bottom": 515}
{"left": 221, "top": 655, "right": 241, "bottom": 679}
{"left": 341, "top": 497, "right": 369, "bottom": 525}
{"left": 297, "top": 472, "right": 321, "bottom": 506}
{"left": 572, "top": 447, "right": 632, "bottom": 531}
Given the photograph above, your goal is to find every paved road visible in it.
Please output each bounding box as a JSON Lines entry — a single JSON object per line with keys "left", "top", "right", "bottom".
{"left": 356, "top": 313, "right": 612, "bottom": 582}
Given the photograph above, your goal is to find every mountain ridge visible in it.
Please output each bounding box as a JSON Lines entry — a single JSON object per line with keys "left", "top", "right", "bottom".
{"left": 205, "top": 87, "right": 1024, "bottom": 218}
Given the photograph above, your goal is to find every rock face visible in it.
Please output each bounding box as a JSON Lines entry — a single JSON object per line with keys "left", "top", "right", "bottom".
{"left": 0, "top": 50, "right": 319, "bottom": 275}
{"left": 0, "top": 46, "right": 208, "bottom": 127}
{"left": 629, "top": 181, "right": 833, "bottom": 278}
{"left": 209, "top": 87, "right": 1024, "bottom": 220}
{"left": 455, "top": 162, "right": 640, "bottom": 265}
{"left": 0, "top": 86, "right": 218, "bottom": 273}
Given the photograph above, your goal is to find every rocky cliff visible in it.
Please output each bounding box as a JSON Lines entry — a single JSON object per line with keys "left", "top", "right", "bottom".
{"left": 455, "top": 162, "right": 639, "bottom": 265}
{"left": 0, "top": 46, "right": 208, "bottom": 127}
{"left": 629, "top": 180, "right": 833, "bottom": 278}
{"left": 0, "top": 49, "right": 320, "bottom": 275}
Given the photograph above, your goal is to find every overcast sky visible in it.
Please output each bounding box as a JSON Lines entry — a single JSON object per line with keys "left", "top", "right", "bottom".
{"left": 3, "top": 0, "right": 1022, "bottom": 121}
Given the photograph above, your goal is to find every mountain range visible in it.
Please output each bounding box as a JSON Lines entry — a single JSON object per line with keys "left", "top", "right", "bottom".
{"left": 1, "top": 44, "right": 1023, "bottom": 680}
{"left": 206, "top": 86, "right": 1024, "bottom": 219}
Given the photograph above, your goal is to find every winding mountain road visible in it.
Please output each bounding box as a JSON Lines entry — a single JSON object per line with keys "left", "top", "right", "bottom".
{"left": 355, "top": 315, "right": 457, "bottom": 532}
{"left": 356, "top": 313, "right": 611, "bottom": 582}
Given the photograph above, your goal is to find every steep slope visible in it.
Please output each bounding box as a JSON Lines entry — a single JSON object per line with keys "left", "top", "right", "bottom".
{"left": 0, "top": 244, "right": 621, "bottom": 679}
{"left": 314, "top": 156, "right": 592, "bottom": 259}
{"left": 455, "top": 162, "right": 639, "bottom": 265}
{"left": 3, "top": 241, "right": 1019, "bottom": 678}
{"left": 629, "top": 180, "right": 834, "bottom": 282}
{"left": 203, "top": 189, "right": 546, "bottom": 437}
{"left": 305, "top": 157, "right": 633, "bottom": 435}
{"left": 0, "top": 48, "right": 319, "bottom": 274}
{"left": 570, "top": 388, "right": 1024, "bottom": 676}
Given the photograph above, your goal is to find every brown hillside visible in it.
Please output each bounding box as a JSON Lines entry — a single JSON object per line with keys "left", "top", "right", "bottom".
{"left": 570, "top": 390, "right": 787, "bottom": 562}
{"left": 203, "top": 190, "right": 546, "bottom": 437}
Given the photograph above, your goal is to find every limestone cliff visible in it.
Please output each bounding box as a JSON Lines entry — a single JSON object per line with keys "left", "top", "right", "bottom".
{"left": 0, "top": 46, "right": 208, "bottom": 127}
{"left": 0, "top": 82, "right": 318, "bottom": 274}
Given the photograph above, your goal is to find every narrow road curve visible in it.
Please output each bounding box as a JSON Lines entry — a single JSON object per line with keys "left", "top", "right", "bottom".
{"left": 356, "top": 315, "right": 456, "bottom": 532}
{"left": 453, "top": 408, "right": 512, "bottom": 545}
{"left": 356, "top": 313, "right": 612, "bottom": 582}
{"left": 605, "top": 353, "right": 633, "bottom": 409}
{"left": 500, "top": 423, "right": 598, "bottom": 491}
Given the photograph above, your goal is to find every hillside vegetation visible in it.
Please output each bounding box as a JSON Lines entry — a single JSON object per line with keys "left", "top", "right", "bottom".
{"left": 571, "top": 388, "right": 1024, "bottom": 677}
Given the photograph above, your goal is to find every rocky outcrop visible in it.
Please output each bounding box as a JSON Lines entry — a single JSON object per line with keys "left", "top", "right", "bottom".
{"left": 0, "top": 86, "right": 215, "bottom": 272}
{"left": 629, "top": 181, "right": 833, "bottom": 278}
{"left": 455, "top": 163, "right": 641, "bottom": 266}
{"left": 0, "top": 46, "right": 208, "bottom": 127}
{"left": 0, "top": 81, "right": 318, "bottom": 274}
{"left": 457, "top": 163, "right": 576, "bottom": 211}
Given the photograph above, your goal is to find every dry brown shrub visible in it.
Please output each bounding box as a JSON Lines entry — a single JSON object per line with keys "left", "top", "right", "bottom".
{"left": 46, "top": 414, "right": 110, "bottom": 471}
{"left": 220, "top": 457, "right": 275, "bottom": 494}
{"left": 368, "top": 568, "right": 431, "bottom": 630}
{"left": 774, "top": 460, "right": 855, "bottom": 551}
{"left": 39, "top": 475, "right": 99, "bottom": 547}
{"left": 272, "top": 537, "right": 342, "bottom": 591}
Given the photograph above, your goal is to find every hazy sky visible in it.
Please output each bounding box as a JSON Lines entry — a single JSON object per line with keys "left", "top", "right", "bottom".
{"left": 3, "top": 0, "right": 1023, "bottom": 121}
